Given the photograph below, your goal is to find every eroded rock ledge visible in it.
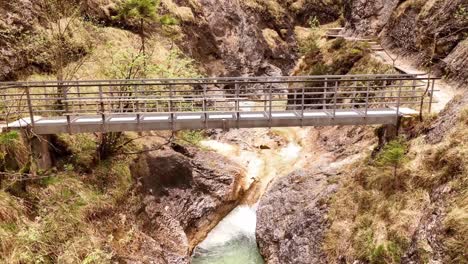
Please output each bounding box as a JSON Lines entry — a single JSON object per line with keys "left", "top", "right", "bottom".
{"left": 131, "top": 144, "right": 245, "bottom": 263}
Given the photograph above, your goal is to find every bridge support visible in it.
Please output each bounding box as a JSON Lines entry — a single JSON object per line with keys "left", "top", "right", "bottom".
{"left": 22, "top": 131, "right": 52, "bottom": 172}
{"left": 373, "top": 121, "right": 400, "bottom": 157}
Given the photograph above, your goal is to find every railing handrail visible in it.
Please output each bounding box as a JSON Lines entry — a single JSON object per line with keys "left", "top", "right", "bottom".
{"left": 0, "top": 74, "right": 439, "bottom": 87}
{"left": 1, "top": 74, "right": 438, "bottom": 133}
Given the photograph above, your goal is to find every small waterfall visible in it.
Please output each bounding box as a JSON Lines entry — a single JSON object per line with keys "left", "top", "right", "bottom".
{"left": 193, "top": 127, "right": 304, "bottom": 263}
{"left": 192, "top": 205, "right": 264, "bottom": 264}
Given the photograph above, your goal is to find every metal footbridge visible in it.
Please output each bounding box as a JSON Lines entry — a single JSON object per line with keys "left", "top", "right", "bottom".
{"left": 1, "top": 74, "right": 437, "bottom": 134}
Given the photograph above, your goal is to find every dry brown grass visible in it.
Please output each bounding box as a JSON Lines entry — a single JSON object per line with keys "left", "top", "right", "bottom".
{"left": 0, "top": 132, "right": 141, "bottom": 263}
{"left": 324, "top": 107, "right": 468, "bottom": 263}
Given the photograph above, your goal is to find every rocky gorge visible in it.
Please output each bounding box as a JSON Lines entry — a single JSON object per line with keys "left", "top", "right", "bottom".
{"left": 0, "top": 0, "right": 467, "bottom": 264}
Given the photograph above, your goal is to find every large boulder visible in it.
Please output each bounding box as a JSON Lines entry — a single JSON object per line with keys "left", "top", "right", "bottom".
{"left": 132, "top": 145, "right": 246, "bottom": 263}
{"left": 256, "top": 169, "right": 338, "bottom": 264}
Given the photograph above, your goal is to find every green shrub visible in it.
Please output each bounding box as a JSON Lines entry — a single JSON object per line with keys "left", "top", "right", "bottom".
{"left": 299, "top": 33, "right": 320, "bottom": 55}
{"left": 369, "top": 241, "right": 405, "bottom": 264}
{"left": 330, "top": 37, "right": 346, "bottom": 51}
{"left": 376, "top": 139, "right": 408, "bottom": 177}
{"left": 177, "top": 130, "right": 205, "bottom": 146}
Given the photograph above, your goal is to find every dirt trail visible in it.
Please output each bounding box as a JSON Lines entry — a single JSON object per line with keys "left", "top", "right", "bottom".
{"left": 373, "top": 50, "right": 461, "bottom": 113}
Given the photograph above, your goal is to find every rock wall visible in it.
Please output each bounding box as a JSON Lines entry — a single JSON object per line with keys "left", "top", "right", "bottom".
{"left": 0, "top": 0, "right": 38, "bottom": 80}
{"left": 256, "top": 170, "right": 337, "bottom": 264}
{"left": 343, "top": 0, "right": 400, "bottom": 36}
{"left": 131, "top": 145, "right": 245, "bottom": 263}
{"left": 443, "top": 39, "right": 468, "bottom": 85}
{"left": 344, "top": 0, "right": 468, "bottom": 84}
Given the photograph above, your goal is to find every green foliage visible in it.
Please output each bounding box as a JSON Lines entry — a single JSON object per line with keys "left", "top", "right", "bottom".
{"left": 329, "top": 37, "right": 346, "bottom": 51}
{"left": 177, "top": 130, "right": 205, "bottom": 146}
{"left": 299, "top": 32, "right": 320, "bottom": 55}
{"left": 376, "top": 139, "right": 407, "bottom": 169}
{"left": 0, "top": 131, "right": 24, "bottom": 171}
{"left": 57, "top": 134, "right": 97, "bottom": 171}
{"left": 160, "top": 14, "right": 179, "bottom": 25}
{"left": 102, "top": 47, "right": 200, "bottom": 80}
{"left": 455, "top": 5, "right": 468, "bottom": 23}
{"left": 153, "top": 48, "right": 201, "bottom": 78}
{"left": 104, "top": 50, "right": 148, "bottom": 79}
{"left": 115, "top": 0, "right": 160, "bottom": 22}
{"left": 308, "top": 16, "right": 320, "bottom": 29}
{"left": 369, "top": 242, "right": 405, "bottom": 264}
{"left": 0, "top": 131, "right": 19, "bottom": 147}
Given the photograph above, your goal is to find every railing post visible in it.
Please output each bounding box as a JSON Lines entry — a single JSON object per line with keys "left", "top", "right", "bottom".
{"left": 323, "top": 78, "right": 327, "bottom": 110}
{"left": 99, "top": 85, "right": 106, "bottom": 132}
{"left": 62, "top": 84, "right": 72, "bottom": 133}
{"left": 235, "top": 83, "right": 240, "bottom": 128}
{"left": 25, "top": 86, "right": 35, "bottom": 127}
{"left": 396, "top": 80, "right": 403, "bottom": 123}
{"left": 365, "top": 79, "right": 370, "bottom": 118}
{"left": 77, "top": 86, "right": 82, "bottom": 111}
{"left": 301, "top": 85, "right": 305, "bottom": 127}
{"left": 135, "top": 84, "right": 141, "bottom": 132}
{"left": 269, "top": 84, "right": 273, "bottom": 127}
{"left": 428, "top": 78, "right": 435, "bottom": 114}
{"left": 169, "top": 85, "right": 174, "bottom": 131}
{"left": 203, "top": 84, "right": 207, "bottom": 129}
{"left": 333, "top": 81, "right": 338, "bottom": 118}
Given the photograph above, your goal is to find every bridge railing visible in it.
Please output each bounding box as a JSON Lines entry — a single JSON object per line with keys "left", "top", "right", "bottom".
{"left": 0, "top": 74, "right": 437, "bottom": 127}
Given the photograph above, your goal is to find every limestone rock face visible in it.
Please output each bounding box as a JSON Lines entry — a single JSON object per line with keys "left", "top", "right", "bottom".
{"left": 344, "top": 0, "right": 468, "bottom": 82}
{"left": 176, "top": 0, "right": 296, "bottom": 77}
{"left": 442, "top": 39, "right": 468, "bottom": 85}
{"left": 381, "top": 0, "right": 467, "bottom": 63}
{"left": 344, "top": 0, "right": 400, "bottom": 36}
{"left": 0, "top": 0, "right": 38, "bottom": 80}
{"left": 132, "top": 145, "right": 245, "bottom": 263}
{"left": 174, "top": 0, "right": 342, "bottom": 77}
{"left": 256, "top": 170, "right": 338, "bottom": 264}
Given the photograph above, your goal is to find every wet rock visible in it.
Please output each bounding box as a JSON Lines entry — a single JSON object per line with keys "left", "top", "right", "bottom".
{"left": 256, "top": 170, "right": 338, "bottom": 264}
{"left": 132, "top": 146, "right": 245, "bottom": 263}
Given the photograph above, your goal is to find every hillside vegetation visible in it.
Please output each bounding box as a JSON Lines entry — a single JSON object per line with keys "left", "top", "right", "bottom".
{"left": 324, "top": 106, "right": 468, "bottom": 263}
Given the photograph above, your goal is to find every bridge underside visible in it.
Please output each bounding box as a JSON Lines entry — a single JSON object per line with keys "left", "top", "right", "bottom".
{"left": 5, "top": 108, "right": 417, "bottom": 135}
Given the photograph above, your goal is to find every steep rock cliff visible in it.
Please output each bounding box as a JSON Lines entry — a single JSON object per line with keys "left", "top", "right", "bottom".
{"left": 256, "top": 169, "right": 337, "bottom": 264}
{"left": 131, "top": 145, "right": 245, "bottom": 263}
{"left": 344, "top": 0, "right": 468, "bottom": 83}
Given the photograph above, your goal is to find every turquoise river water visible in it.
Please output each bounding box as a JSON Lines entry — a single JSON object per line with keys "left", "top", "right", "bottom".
{"left": 191, "top": 205, "right": 264, "bottom": 264}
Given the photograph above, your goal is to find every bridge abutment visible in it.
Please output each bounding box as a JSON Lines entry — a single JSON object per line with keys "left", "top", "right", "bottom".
{"left": 22, "top": 131, "right": 53, "bottom": 172}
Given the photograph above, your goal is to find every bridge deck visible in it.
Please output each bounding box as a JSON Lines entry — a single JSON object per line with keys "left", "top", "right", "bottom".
{"left": 5, "top": 108, "right": 418, "bottom": 134}
{"left": 0, "top": 74, "right": 436, "bottom": 134}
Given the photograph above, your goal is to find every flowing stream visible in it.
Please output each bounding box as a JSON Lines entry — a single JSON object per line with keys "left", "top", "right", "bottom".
{"left": 191, "top": 205, "right": 264, "bottom": 264}
{"left": 191, "top": 128, "right": 305, "bottom": 264}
